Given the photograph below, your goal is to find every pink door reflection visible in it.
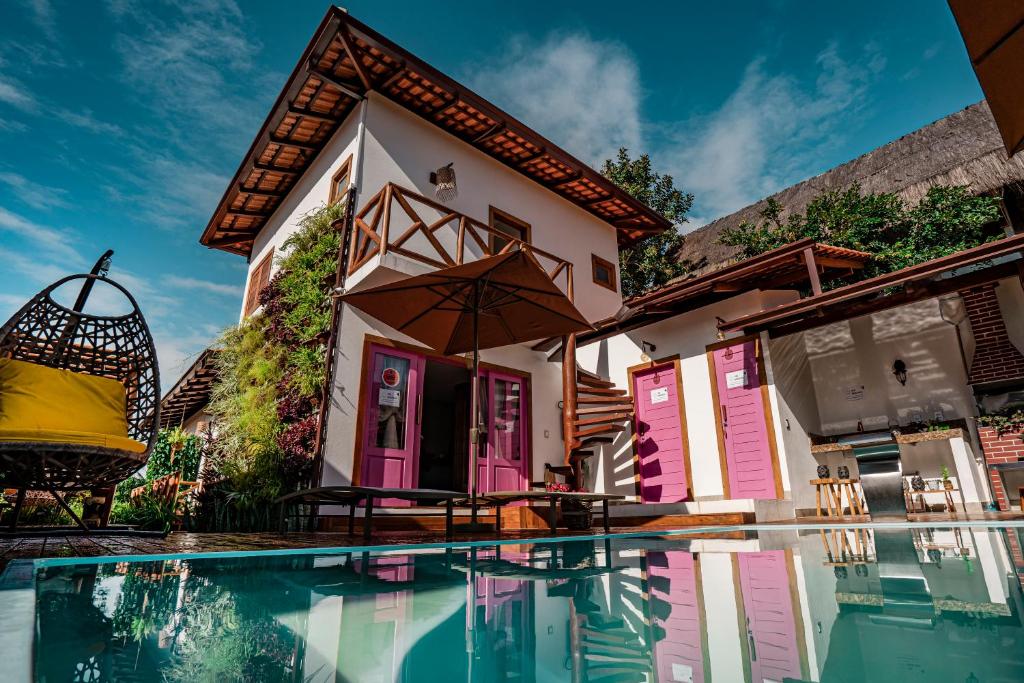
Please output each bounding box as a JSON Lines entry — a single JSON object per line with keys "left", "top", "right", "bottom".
{"left": 712, "top": 339, "right": 778, "bottom": 500}
{"left": 361, "top": 345, "right": 423, "bottom": 506}
{"left": 647, "top": 551, "right": 705, "bottom": 683}
{"left": 479, "top": 372, "right": 528, "bottom": 493}
{"left": 633, "top": 363, "right": 689, "bottom": 503}
{"left": 737, "top": 551, "right": 802, "bottom": 683}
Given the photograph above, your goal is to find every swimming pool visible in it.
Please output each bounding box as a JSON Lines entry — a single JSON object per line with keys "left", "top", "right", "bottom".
{"left": 3, "top": 522, "right": 1024, "bottom": 682}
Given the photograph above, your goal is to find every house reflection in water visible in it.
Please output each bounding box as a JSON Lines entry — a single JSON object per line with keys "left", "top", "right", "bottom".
{"left": 28, "top": 526, "right": 1024, "bottom": 682}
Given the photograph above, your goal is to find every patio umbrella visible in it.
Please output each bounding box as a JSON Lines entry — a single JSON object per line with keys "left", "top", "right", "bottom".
{"left": 340, "top": 248, "right": 593, "bottom": 524}
{"left": 949, "top": 1, "right": 1024, "bottom": 156}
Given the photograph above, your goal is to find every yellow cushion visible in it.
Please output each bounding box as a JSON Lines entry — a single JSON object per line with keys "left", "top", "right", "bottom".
{"left": 0, "top": 358, "right": 144, "bottom": 453}
{"left": 0, "top": 428, "right": 146, "bottom": 454}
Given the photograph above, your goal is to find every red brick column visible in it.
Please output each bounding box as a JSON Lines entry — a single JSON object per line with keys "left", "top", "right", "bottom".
{"left": 978, "top": 425, "right": 1024, "bottom": 510}
{"left": 960, "top": 284, "right": 1024, "bottom": 385}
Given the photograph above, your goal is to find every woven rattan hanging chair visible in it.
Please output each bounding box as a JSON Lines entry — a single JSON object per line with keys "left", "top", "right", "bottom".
{"left": 0, "top": 252, "right": 160, "bottom": 529}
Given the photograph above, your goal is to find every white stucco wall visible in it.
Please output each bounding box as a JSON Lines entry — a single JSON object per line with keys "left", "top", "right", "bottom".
{"left": 355, "top": 93, "right": 624, "bottom": 323}
{"left": 577, "top": 289, "right": 798, "bottom": 502}
{"left": 231, "top": 91, "right": 633, "bottom": 487}
{"left": 804, "top": 297, "right": 974, "bottom": 435}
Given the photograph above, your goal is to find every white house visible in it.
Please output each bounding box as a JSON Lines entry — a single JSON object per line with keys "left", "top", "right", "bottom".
{"left": 196, "top": 9, "right": 1024, "bottom": 525}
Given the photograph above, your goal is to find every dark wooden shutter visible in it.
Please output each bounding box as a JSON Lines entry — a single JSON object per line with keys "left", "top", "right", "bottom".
{"left": 244, "top": 248, "right": 274, "bottom": 317}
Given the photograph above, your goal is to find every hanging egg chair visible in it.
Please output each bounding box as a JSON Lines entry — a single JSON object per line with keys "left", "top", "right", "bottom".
{"left": 0, "top": 251, "right": 160, "bottom": 529}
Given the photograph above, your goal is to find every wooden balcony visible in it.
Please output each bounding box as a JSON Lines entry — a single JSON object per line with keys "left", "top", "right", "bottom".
{"left": 347, "top": 183, "right": 575, "bottom": 302}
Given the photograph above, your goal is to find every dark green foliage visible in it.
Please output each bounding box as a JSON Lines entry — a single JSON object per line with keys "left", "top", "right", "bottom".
{"left": 719, "top": 184, "right": 1002, "bottom": 287}
{"left": 600, "top": 149, "right": 694, "bottom": 298}
{"left": 200, "top": 201, "right": 345, "bottom": 530}
{"left": 146, "top": 427, "right": 203, "bottom": 482}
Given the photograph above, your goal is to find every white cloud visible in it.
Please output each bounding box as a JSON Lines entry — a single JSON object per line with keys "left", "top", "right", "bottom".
{"left": 23, "top": 0, "right": 57, "bottom": 42}
{"left": 108, "top": 0, "right": 266, "bottom": 151}
{"left": 465, "top": 32, "right": 643, "bottom": 166}
{"left": 54, "top": 108, "right": 124, "bottom": 136}
{"left": 665, "top": 42, "right": 886, "bottom": 226}
{"left": 0, "top": 73, "right": 36, "bottom": 111}
{"left": 0, "top": 171, "right": 69, "bottom": 210}
{"left": 164, "top": 275, "right": 241, "bottom": 297}
{"left": 0, "top": 207, "right": 82, "bottom": 264}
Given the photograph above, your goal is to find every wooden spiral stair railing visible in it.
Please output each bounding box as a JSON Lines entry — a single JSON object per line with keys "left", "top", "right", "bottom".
{"left": 561, "top": 335, "right": 634, "bottom": 489}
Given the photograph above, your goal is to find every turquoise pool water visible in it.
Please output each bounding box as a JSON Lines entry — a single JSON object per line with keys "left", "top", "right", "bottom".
{"left": 4, "top": 523, "right": 1024, "bottom": 682}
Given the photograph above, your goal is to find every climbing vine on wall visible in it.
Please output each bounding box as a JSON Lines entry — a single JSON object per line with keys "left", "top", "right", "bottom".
{"left": 205, "top": 201, "right": 345, "bottom": 513}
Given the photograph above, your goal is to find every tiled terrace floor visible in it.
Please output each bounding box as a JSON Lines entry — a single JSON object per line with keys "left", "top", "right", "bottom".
{"left": 3, "top": 511, "right": 1022, "bottom": 573}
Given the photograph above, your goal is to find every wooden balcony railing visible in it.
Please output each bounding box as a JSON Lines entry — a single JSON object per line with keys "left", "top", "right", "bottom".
{"left": 348, "top": 183, "right": 575, "bottom": 302}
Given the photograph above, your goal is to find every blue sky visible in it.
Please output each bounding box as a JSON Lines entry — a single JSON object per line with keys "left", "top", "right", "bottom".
{"left": 0, "top": 0, "right": 982, "bottom": 383}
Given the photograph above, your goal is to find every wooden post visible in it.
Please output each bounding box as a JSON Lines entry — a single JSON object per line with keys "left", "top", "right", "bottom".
{"left": 379, "top": 184, "right": 393, "bottom": 257}
{"left": 803, "top": 246, "right": 823, "bottom": 296}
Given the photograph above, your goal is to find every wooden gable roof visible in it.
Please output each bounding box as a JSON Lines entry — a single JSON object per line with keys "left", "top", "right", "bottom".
{"left": 200, "top": 7, "right": 672, "bottom": 257}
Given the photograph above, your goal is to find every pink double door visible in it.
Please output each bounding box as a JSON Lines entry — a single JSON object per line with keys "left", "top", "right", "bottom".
{"left": 360, "top": 344, "right": 528, "bottom": 502}
{"left": 633, "top": 363, "right": 690, "bottom": 503}
{"left": 711, "top": 338, "right": 779, "bottom": 500}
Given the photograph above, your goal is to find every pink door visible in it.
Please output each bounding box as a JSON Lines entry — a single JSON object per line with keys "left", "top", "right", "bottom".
{"left": 712, "top": 339, "right": 778, "bottom": 500}
{"left": 647, "top": 551, "right": 705, "bottom": 683}
{"left": 633, "top": 363, "right": 689, "bottom": 503}
{"left": 737, "top": 551, "right": 802, "bottom": 683}
{"left": 479, "top": 371, "right": 528, "bottom": 493}
{"left": 361, "top": 345, "right": 423, "bottom": 505}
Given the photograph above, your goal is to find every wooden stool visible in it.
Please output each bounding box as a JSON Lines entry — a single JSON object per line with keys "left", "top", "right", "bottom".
{"left": 812, "top": 478, "right": 841, "bottom": 516}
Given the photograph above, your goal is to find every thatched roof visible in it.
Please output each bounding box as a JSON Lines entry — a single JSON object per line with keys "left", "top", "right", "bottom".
{"left": 676, "top": 100, "right": 1024, "bottom": 276}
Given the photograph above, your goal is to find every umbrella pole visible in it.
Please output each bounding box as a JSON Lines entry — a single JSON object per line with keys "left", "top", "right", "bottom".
{"left": 470, "top": 284, "right": 480, "bottom": 526}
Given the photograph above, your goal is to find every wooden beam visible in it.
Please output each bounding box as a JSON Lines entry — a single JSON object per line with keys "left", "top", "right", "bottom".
{"left": 380, "top": 63, "right": 408, "bottom": 90}
{"left": 547, "top": 172, "right": 583, "bottom": 188}
{"left": 238, "top": 185, "right": 288, "bottom": 198}
{"left": 224, "top": 207, "right": 270, "bottom": 217}
{"left": 338, "top": 28, "right": 372, "bottom": 90}
{"left": 269, "top": 136, "right": 320, "bottom": 152}
{"left": 309, "top": 64, "right": 365, "bottom": 101}
{"left": 207, "top": 234, "right": 256, "bottom": 248}
{"left": 473, "top": 121, "right": 505, "bottom": 143}
{"left": 803, "top": 246, "right": 823, "bottom": 295}
{"left": 253, "top": 163, "right": 299, "bottom": 176}
{"left": 286, "top": 106, "right": 337, "bottom": 124}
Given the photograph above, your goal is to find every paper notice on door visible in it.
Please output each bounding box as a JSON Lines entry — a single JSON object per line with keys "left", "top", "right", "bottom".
{"left": 845, "top": 386, "right": 864, "bottom": 401}
{"left": 378, "top": 388, "right": 401, "bottom": 407}
{"left": 650, "top": 387, "right": 669, "bottom": 404}
{"left": 725, "top": 369, "right": 747, "bottom": 389}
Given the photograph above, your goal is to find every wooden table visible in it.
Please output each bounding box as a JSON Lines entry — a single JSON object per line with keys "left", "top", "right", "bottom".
{"left": 811, "top": 478, "right": 865, "bottom": 517}
{"left": 906, "top": 485, "right": 961, "bottom": 516}
{"left": 274, "top": 486, "right": 464, "bottom": 541}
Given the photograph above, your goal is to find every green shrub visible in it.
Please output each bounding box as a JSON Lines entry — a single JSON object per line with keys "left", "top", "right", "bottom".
{"left": 719, "top": 184, "right": 1002, "bottom": 289}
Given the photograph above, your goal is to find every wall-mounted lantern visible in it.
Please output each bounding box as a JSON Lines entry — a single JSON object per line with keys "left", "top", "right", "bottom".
{"left": 430, "top": 162, "right": 457, "bottom": 201}
{"left": 892, "top": 359, "right": 908, "bottom": 386}
{"left": 640, "top": 340, "right": 657, "bottom": 363}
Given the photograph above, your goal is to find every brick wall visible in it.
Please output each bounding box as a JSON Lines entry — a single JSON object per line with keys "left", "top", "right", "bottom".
{"left": 978, "top": 425, "right": 1024, "bottom": 510}
{"left": 960, "top": 283, "right": 1024, "bottom": 385}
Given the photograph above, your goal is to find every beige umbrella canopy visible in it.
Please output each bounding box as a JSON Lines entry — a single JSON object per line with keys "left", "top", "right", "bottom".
{"left": 950, "top": 0, "right": 1024, "bottom": 156}
{"left": 341, "top": 248, "right": 593, "bottom": 522}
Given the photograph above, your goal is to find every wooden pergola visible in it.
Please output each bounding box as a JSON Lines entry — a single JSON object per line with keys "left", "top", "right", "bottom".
{"left": 718, "top": 232, "right": 1024, "bottom": 338}
{"left": 550, "top": 239, "right": 871, "bottom": 349}
{"left": 158, "top": 348, "right": 219, "bottom": 429}
{"left": 200, "top": 7, "right": 672, "bottom": 257}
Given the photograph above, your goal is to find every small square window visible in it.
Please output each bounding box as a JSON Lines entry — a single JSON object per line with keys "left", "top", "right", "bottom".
{"left": 329, "top": 155, "right": 353, "bottom": 204}
{"left": 592, "top": 254, "right": 617, "bottom": 292}
{"left": 488, "top": 207, "right": 531, "bottom": 254}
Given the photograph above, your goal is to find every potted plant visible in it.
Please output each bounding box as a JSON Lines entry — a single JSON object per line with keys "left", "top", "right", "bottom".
{"left": 549, "top": 481, "right": 593, "bottom": 531}
{"left": 941, "top": 465, "right": 954, "bottom": 491}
